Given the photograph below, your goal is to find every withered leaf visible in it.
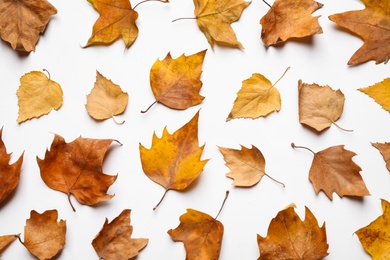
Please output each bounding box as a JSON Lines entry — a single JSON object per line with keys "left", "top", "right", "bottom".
{"left": 0, "top": 234, "right": 17, "bottom": 255}
{"left": 23, "top": 209, "right": 66, "bottom": 260}
{"left": 0, "top": 128, "right": 23, "bottom": 205}
{"left": 355, "top": 199, "right": 390, "bottom": 260}
{"left": 329, "top": 0, "right": 390, "bottom": 65}
{"left": 192, "top": 0, "right": 251, "bottom": 48}
{"left": 298, "top": 80, "right": 346, "bottom": 132}
{"left": 0, "top": 0, "right": 57, "bottom": 52}
{"left": 260, "top": 0, "right": 323, "bottom": 47}
{"left": 92, "top": 209, "right": 148, "bottom": 260}
{"left": 292, "top": 143, "right": 370, "bottom": 200}
{"left": 139, "top": 110, "right": 208, "bottom": 210}
{"left": 257, "top": 205, "right": 328, "bottom": 260}
{"left": 359, "top": 78, "right": 390, "bottom": 113}
{"left": 17, "top": 70, "right": 63, "bottom": 124}
{"left": 37, "top": 134, "right": 118, "bottom": 211}
{"left": 372, "top": 142, "right": 390, "bottom": 171}
{"left": 86, "top": 71, "right": 129, "bottom": 124}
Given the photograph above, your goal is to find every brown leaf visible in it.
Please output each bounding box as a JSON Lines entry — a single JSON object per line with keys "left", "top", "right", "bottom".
{"left": 298, "top": 80, "right": 346, "bottom": 132}
{"left": 86, "top": 71, "right": 129, "bottom": 124}
{"left": 148, "top": 50, "right": 206, "bottom": 111}
{"left": 292, "top": 143, "right": 370, "bottom": 200}
{"left": 355, "top": 199, "right": 390, "bottom": 260}
{"left": 37, "top": 134, "right": 118, "bottom": 211}
{"left": 260, "top": 0, "right": 323, "bottom": 47}
{"left": 257, "top": 205, "right": 328, "bottom": 260}
{"left": 0, "top": 234, "right": 17, "bottom": 256}
{"left": 0, "top": 0, "right": 57, "bottom": 52}
{"left": 329, "top": 0, "right": 390, "bottom": 65}
{"left": 139, "top": 110, "right": 208, "bottom": 210}
{"left": 0, "top": 128, "right": 23, "bottom": 205}
{"left": 359, "top": 78, "right": 390, "bottom": 113}
{"left": 23, "top": 209, "right": 66, "bottom": 260}
{"left": 372, "top": 142, "right": 390, "bottom": 171}
{"left": 92, "top": 209, "right": 148, "bottom": 260}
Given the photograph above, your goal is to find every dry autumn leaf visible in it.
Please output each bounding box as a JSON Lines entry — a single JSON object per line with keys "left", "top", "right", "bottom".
{"left": 227, "top": 68, "right": 289, "bottom": 121}
{"left": 355, "top": 199, "right": 390, "bottom": 260}
{"left": 329, "top": 0, "right": 390, "bottom": 65}
{"left": 92, "top": 209, "right": 148, "bottom": 260}
{"left": 22, "top": 209, "right": 66, "bottom": 260}
{"left": 218, "top": 145, "right": 284, "bottom": 187}
{"left": 292, "top": 143, "right": 370, "bottom": 200}
{"left": 257, "top": 204, "right": 328, "bottom": 260}
{"left": 359, "top": 78, "right": 390, "bottom": 113}
{"left": 0, "top": 0, "right": 57, "bottom": 52}
{"left": 143, "top": 50, "right": 206, "bottom": 112}
{"left": 260, "top": 0, "right": 323, "bottom": 47}
{"left": 16, "top": 69, "right": 63, "bottom": 124}
{"left": 37, "top": 134, "right": 118, "bottom": 212}
{"left": 372, "top": 142, "right": 390, "bottom": 171}
{"left": 168, "top": 191, "right": 229, "bottom": 260}
{"left": 86, "top": 71, "right": 129, "bottom": 124}
{"left": 0, "top": 234, "right": 17, "bottom": 256}
{"left": 0, "top": 128, "right": 23, "bottom": 205}
{"left": 139, "top": 110, "right": 208, "bottom": 210}
{"left": 298, "top": 80, "right": 350, "bottom": 132}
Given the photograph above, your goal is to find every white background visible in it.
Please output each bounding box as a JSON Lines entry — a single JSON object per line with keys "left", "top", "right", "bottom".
{"left": 1, "top": 0, "right": 390, "bottom": 259}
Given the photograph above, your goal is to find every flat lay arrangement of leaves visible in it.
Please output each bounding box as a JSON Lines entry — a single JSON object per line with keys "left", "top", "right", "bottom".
{"left": 0, "top": 0, "right": 390, "bottom": 259}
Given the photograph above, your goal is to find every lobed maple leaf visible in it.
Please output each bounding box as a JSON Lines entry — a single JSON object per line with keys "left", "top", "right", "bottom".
{"left": 260, "top": 0, "right": 323, "bottom": 47}
{"left": 359, "top": 78, "right": 390, "bottom": 113}
{"left": 355, "top": 199, "right": 390, "bottom": 260}
{"left": 86, "top": 71, "right": 129, "bottom": 124}
{"left": 16, "top": 70, "right": 63, "bottom": 123}
{"left": 0, "top": 128, "right": 23, "bottom": 205}
{"left": 0, "top": 234, "right": 17, "bottom": 256}
{"left": 329, "top": 0, "right": 390, "bottom": 65}
{"left": 22, "top": 209, "right": 66, "bottom": 260}
{"left": 257, "top": 204, "right": 328, "bottom": 260}
{"left": 92, "top": 209, "right": 148, "bottom": 260}
{"left": 0, "top": 0, "right": 57, "bottom": 52}
{"left": 139, "top": 110, "right": 208, "bottom": 210}
{"left": 37, "top": 134, "right": 118, "bottom": 212}
{"left": 372, "top": 142, "right": 390, "bottom": 171}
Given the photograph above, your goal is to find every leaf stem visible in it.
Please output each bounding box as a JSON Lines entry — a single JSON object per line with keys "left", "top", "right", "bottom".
{"left": 172, "top": 17, "right": 197, "bottom": 23}
{"left": 262, "top": 0, "right": 272, "bottom": 8}
{"left": 264, "top": 173, "right": 285, "bottom": 187}
{"left": 273, "top": 66, "right": 290, "bottom": 87}
{"left": 153, "top": 189, "right": 168, "bottom": 211}
{"left": 332, "top": 121, "right": 353, "bottom": 132}
{"left": 16, "top": 233, "right": 23, "bottom": 245}
{"left": 141, "top": 100, "right": 157, "bottom": 113}
{"left": 133, "top": 0, "right": 169, "bottom": 10}
{"left": 215, "top": 190, "right": 230, "bottom": 220}
{"left": 43, "top": 68, "right": 51, "bottom": 80}
{"left": 291, "top": 142, "right": 316, "bottom": 155}
{"left": 112, "top": 116, "right": 125, "bottom": 125}
{"left": 68, "top": 193, "right": 76, "bottom": 212}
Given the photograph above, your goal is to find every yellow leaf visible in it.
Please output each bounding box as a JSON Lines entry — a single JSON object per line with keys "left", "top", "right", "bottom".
{"left": 16, "top": 70, "right": 63, "bottom": 123}
{"left": 359, "top": 78, "right": 390, "bottom": 113}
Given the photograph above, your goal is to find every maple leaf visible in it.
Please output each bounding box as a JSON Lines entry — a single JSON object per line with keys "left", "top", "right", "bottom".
{"left": 372, "top": 142, "right": 390, "bottom": 171}
{"left": 0, "top": 0, "right": 57, "bottom": 52}
{"left": 167, "top": 191, "right": 229, "bottom": 260}
{"left": 0, "top": 234, "right": 17, "bottom": 256}
{"left": 92, "top": 209, "right": 148, "bottom": 260}
{"left": 292, "top": 143, "right": 370, "bottom": 200}
{"left": 329, "top": 0, "right": 390, "bottom": 65}
{"left": 355, "top": 199, "right": 390, "bottom": 260}
{"left": 16, "top": 69, "right": 63, "bottom": 124}
{"left": 144, "top": 50, "right": 206, "bottom": 112}
{"left": 359, "top": 78, "right": 390, "bottom": 113}
{"left": 260, "top": 0, "right": 323, "bottom": 47}
{"left": 139, "top": 110, "right": 208, "bottom": 210}
{"left": 22, "top": 209, "right": 66, "bottom": 260}
{"left": 37, "top": 134, "right": 118, "bottom": 212}
{"left": 227, "top": 68, "right": 289, "bottom": 121}
{"left": 257, "top": 204, "right": 329, "bottom": 260}
{"left": 86, "top": 71, "right": 129, "bottom": 124}
{"left": 298, "top": 80, "right": 350, "bottom": 132}
{"left": 0, "top": 128, "right": 23, "bottom": 205}
{"left": 218, "top": 145, "right": 284, "bottom": 187}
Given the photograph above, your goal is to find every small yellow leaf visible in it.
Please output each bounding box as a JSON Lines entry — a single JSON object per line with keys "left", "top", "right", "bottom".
{"left": 359, "top": 78, "right": 390, "bottom": 113}
{"left": 16, "top": 70, "right": 63, "bottom": 123}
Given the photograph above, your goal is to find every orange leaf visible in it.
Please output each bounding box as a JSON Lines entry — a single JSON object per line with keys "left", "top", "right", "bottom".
{"left": 0, "top": 0, "right": 57, "bottom": 52}
{"left": 292, "top": 143, "right": 370, "bottom": 200}
{"left": 0, "top": 234, "right": 17, "bottom": 256}
{"left": 359, "top": 78, "right": 390, "bottom": 113}
{"left": 0, "top": 128, "right": 23, "bottom": 205}
{"left": 372, "top": 142, "right": 390, "bottom": 171}
{"left": 329, "top": 0, "right": 390, "bottom": 65}
{"left": 139, "top": 110, "right": 208, "bottom": 210}
{"left": 37, "top": 134, "right": 118, "bottom": 211}
{"left": 92, "top": 209, "right": 148, "bottom": 260}
{"left": 85, "top": 0, "right": 139, "bottom": 48}
{"left": 257, "top": 205, "right": 328, "bottom": 260}
{"left": 23, "top": 209, "right": 66, "bottom": 260}
{"left": 260, "top": 0, "right": 323, "bottom": 47}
